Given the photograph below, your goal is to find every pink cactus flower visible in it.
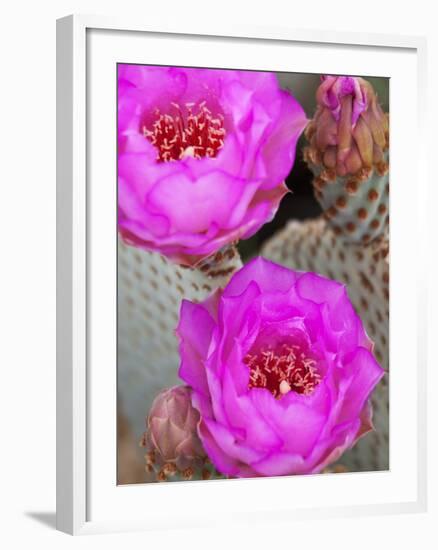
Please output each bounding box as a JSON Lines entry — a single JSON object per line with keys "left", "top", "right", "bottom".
{"left": 177, "top": 257, "right": 384, "bottom": 477}
{"left": 118, "top": 65, "right": 307, "bottom": 266}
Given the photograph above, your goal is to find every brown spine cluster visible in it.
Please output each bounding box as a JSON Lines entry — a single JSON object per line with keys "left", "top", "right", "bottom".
{"left": 140, "top": 436, "right": 219, "bottom": 482}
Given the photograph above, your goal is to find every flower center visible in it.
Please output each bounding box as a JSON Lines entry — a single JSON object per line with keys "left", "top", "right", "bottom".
{"left": 143, "top": 101, "right": 226, "bottom": 163}
{"left": 244, "top": 343, "right": 321, "bottom": 399}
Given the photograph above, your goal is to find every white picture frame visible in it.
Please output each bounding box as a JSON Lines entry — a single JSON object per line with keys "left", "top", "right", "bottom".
{"left": 56, "top": 14, "right": 428, "bottom": 535}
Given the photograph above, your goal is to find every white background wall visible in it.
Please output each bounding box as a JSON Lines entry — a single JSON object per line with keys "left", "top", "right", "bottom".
{"left": 0, "top": 0, "right": 436, "bottom": 548}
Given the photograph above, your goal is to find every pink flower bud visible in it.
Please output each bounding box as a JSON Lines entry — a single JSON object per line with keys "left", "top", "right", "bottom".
{"left": 306, "top": 76, "right": 389, "bottom": 177}
{"left": 146, "top": 386, "right": 206, "bottom": 470}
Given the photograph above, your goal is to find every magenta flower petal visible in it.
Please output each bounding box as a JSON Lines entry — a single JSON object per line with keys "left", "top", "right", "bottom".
{"left": 335, "top": 347, "right": 385, "bottom": 424}
{"left": 177, "top": 300, "right": 216, "bottom": 396}
{"left": 220, "top": 280, "right": 261, "bottom": 329}
{"left": 177, "top": 257, "right": 384, "bottom": 477}
{"left": 223, "top": 256, "right": 298, "bottom": 297}
{"left": 202, "top": 417, "right": 266, "bottom": 464}
{"left": 118, "top": 65, "right": 307, "bottom": 265}
{"left": 250, "top": 451, "right": 306, "bottom": 477}
{"left": 296, "top": 272, "right": 372, "bottom": 353}
{"left": 308, "top": 420, "right": 361, "bottom": 473}
{"left": 198, "top": 419, "right": 257, "bottom": 477}
{"left": 221, "top": 369, "right": 283, "bottom": 449}
{"left": 259, "top": 89, "right": 310, "bottom": 189}
{"left": 250, "top": 389, "right": 327, "bottom": 456}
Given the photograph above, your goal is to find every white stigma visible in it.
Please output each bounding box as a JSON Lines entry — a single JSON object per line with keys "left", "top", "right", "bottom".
{"left": 180, "top": 146, "right": 197, "bottom": 159}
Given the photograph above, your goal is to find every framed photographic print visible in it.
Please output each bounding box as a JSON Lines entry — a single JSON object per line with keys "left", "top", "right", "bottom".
{"left": 56, "top": 15, "right": 427, "bottom": 535}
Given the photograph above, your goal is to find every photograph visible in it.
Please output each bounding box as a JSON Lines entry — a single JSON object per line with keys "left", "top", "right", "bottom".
{"left": 116, "top": 64, "right": 390, "bottom": 484}
{"left": 1, "top": 0, "right": 431, "bottom": 543}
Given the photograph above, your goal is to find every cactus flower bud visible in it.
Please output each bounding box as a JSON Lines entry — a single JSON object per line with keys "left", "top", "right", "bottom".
{"left": 145, "top": 385, "right": 206, "bottom": 471}
{"left": 307, "top": 76, "right": 389, "bottom": 177}
{"left": 304, "top": 76, "right": 389, "bottom": 244}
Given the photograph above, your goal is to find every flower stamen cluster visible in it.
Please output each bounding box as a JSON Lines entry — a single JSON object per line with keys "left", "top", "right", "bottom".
{"left": 245, "top": 343, "right": 321, "bottom": 398}
{"left": 143, "top": 101, "right": 226, "bottom": 162}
